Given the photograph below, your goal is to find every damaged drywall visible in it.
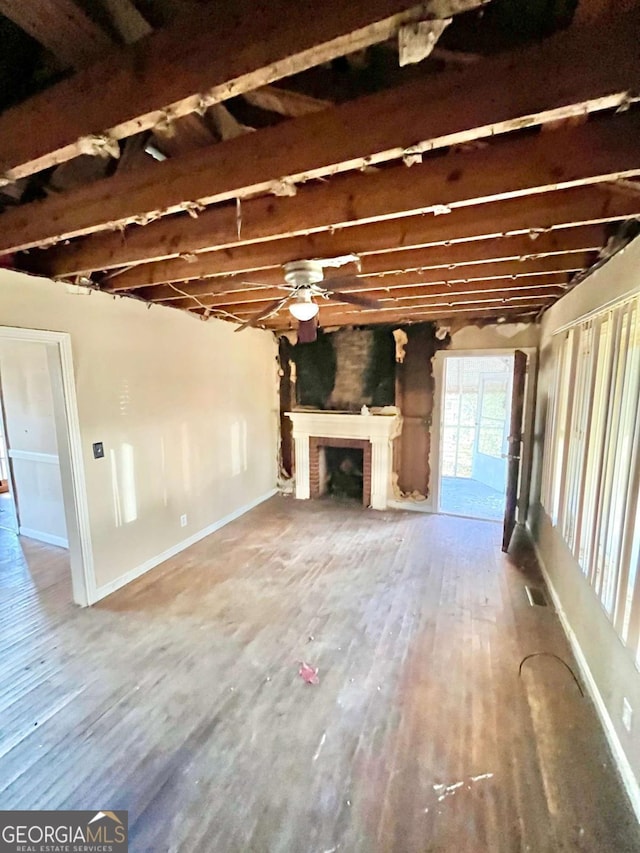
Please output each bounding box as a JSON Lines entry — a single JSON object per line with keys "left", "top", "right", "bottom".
{"left": 395, "top": 323, "right": 450, "bottom": 498}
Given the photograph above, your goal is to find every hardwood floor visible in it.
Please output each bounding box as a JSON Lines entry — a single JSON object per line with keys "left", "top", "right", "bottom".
{"left": 1, "top": 496, "right": 638, "bottom": 852}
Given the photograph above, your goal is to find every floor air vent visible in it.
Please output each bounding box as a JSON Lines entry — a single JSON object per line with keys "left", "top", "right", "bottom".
{"left": 525, "top": 586, "right": 549, "bottom": 607}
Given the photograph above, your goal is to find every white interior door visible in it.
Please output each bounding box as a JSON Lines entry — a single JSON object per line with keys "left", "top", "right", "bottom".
{"left": 0, "top": 340, "right": 68, "bottom": 547}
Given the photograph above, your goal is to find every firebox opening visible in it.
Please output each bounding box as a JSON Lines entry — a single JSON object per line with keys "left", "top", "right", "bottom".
{"left": 322, "top": 447, "right": 364, "bottom": 502}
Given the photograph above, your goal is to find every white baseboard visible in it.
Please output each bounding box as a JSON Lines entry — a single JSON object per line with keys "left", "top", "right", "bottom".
{"left": 526, "top": 521, "right": 640, "bottom": 824}
{"left": 91, "top": 489, "right": 277, "bottom": 604}
{"left": 387, "top": 498, "right": 434, "bottom": 513}
{"left": 19, "top": 527, "right": 69, "bottom": 548}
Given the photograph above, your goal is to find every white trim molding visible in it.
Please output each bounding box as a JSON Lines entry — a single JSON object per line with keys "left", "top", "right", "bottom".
{"left": 527, "top": 522, "right": 640, "bottom": 824}
{"left": 92, "top": 488, "right": 277, "bottom": 603}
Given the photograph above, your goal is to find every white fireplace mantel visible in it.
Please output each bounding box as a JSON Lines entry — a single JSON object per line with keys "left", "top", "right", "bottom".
{"left": 286, "top": 410, "right": 402, "bottom": 510}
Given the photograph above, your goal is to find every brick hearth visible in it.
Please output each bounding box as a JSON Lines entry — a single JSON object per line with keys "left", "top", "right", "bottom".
{"left": 309, "top": 437, "right": 372, "bottom": 507}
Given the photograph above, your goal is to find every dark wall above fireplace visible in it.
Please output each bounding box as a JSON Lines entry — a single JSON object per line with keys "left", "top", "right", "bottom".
{"left": 289, "top": 326, "right": 395, "bottom": 410}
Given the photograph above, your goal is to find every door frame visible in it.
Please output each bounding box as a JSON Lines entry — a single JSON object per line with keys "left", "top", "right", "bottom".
{"left": 430, "top": 347, "right": 538, "bottom": 521}
{"left": 0, "top": 410, "right": 19, "bottom": 533}
{"left": 0, "top": 326, "right": 94, "bottom": 606}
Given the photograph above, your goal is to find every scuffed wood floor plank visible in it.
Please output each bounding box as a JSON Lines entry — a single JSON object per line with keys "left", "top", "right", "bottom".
{"left": 0, "top": 496, "right": 638, "bottom": 852}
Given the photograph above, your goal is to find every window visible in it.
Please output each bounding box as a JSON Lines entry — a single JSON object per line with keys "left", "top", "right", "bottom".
{"left": 542, "top": 295, "right": 640, "bottom": 665}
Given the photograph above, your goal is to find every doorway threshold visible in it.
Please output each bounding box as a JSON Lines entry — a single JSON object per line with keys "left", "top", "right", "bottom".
{"left": 437, "top": 509, "right": 501, "bottom": 524}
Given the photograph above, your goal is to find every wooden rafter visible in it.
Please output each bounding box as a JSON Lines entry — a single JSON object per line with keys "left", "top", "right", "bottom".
{"left": 163, "top": 260, "right": 582, "bottom": 308}
{"left": 235, "top": 295, "right": 555, "bottom": 326}
{"left": 0, "top": 0, "right": 114, "bottom": 69}
{"left": 4, "top": 7, "right": 639, "bottom": 252}
{"left": 149, "top": 272, "right": 572, "bottom": 308}
{"left": 0, "top": 0, "right": 483, "bottom": 184}
{"left": 184, "top": 282, "right": 568, "bottom": 317}
{"left": 254, "top": 302, "right": 552, "bottom": 328}
{"left": 37, "top": 183, "right": 640, "bottom": 278}
{"left": 12, "top": 109, "right": 638, "bottom": 260}
{"left": 106, "top": 222, "right": 605, "bottom": 292}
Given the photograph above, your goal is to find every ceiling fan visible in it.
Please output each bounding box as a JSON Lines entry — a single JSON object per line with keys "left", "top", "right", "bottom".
{"left": 234, "top": 258, "right": 382, "bottom": 342}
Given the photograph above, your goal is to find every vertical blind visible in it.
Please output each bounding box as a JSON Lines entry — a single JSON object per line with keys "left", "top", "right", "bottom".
{"left": 541, "top": 294, "right": 640, "bottom": 666}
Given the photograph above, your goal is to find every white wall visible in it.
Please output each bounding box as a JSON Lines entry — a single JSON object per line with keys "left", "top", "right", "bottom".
{"left": 0, "top": 270, "right": 278, "bottom": 594}
{"left": 449, "top": 321, "right": 540, "bottom": 351}
{"left": 0, "top": 339, "right": 68, "bottom": 545}
{"left": 528, "top": 235, "right": 640, "bottom": 813}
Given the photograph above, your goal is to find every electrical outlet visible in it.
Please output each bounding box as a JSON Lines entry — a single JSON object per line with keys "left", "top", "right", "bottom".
{"left": 180, "top": 514, "right": 188, "bottom": 528}
{"left": 622, "top": 698, "right": 633, "bottom": 733}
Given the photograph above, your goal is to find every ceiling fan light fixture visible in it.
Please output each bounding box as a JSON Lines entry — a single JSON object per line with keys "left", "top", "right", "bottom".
{"left": 289, "top": 290, "right": 319, "bottom": 321}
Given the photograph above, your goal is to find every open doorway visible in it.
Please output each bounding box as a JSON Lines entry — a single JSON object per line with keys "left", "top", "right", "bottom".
{"left": 0, "top": 423, "right": 18, "bottom": 533}
{"left": 0, "top": 340, "right": 69, "bottom": 546}
{"left": 0, "top": 327, "right": 93, "bottom": 606}
{"left": 438, "top": 354, "right": 514, "bottom": 521}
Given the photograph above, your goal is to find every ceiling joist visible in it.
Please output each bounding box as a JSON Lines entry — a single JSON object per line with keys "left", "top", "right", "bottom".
{"left": 160, "top": 260, "right": 581, "bottom": 308}
{"left": 20, "top": 110, "right": 638, "bottom": 271}
{"left": 1, "top": 8, "right": 638, "bottom": 254}
{"left": 183, "top": 282, "right": 568, "bottom": 317}
{"left": 251, "top": 301, "right": 552, "bottom": 329}
{"left": 0, "top": 0, "right": 484, "bottom": 185}
{"left": 0, "top": 0, "right": 115, "bottom": 69}
{"left": 154, "top": 272, "right": 572, "bottom": 309}
{"left": 37, "top": 183, "right": 640, "bottom": 279}
{"left": 106, "top": 221, "right": 605, "bottom": 292}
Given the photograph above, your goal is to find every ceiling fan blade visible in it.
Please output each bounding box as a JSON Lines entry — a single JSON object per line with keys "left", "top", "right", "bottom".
{"left": 297, "top": 316, "right": 318, "bottom": 344}
{"left": 326, "top": 289, "right": 382, "bottom": 309}
{"left": 320, "top": 274, "right": 369, "bottom": 292}
{"left": 234, "top": 295, "right": 290, "bottom": 331}
{"left": 239, "top": 279, "right": 291, "bottom": 291}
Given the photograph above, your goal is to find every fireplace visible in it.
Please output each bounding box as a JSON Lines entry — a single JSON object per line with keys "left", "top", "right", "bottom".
{"left": 311, "top": 438, "right": 371, "bottom": 506}
{"left": 286, "top": 411, "right": 402, "bottom": 510}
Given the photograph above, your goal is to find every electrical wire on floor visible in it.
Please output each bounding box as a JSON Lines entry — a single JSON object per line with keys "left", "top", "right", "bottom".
{"left": 518, "top": 652, "right": 584, "bottom": 696}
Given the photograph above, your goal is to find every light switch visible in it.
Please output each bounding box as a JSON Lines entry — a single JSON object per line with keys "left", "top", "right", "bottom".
{"left": 93, "top": 442, "right": 105, "bottom": 459}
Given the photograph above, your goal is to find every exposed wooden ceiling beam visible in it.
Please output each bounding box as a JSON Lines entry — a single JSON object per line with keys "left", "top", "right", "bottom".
{"left": 146, "top": 271, "right": 573, "bottom": 308}
{"left": 162, "top": 258, "right": 583, "bottom": 307}
{"left": 0, "top": 0, "right": 114, "bottom": 69}
{"left": 253, "top": 301, "right": 552, "bottom": 329}
{"left": 39, "top": 183, "right": 640, "bottom": 278}
{"left": 155, "top": 271, "right": 571, "bottom": 308}
{"left": 3, "top": 8, "right": 638, "bottom": 251}
{"left": 0, "top": 0, "right": 480, "bottom": 184}
{"left": 315, "top": 296, "right": 555, "bottom": 319}
{"left": 186, "top": 282, "right": 567, "bottom": 316}
{"left": 106, "top": 222, "right": 605, "bottom": 291}
{"left": 14, "top": 110, "right": 638, "bottom": 264}
{"left": 376, "top": 285, "right": 563, "bottom": 306}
